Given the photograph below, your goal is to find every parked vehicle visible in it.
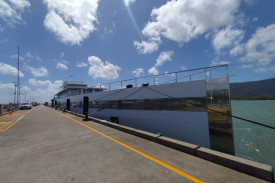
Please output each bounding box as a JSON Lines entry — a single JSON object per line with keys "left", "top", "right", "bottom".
{"left": 20, "top": 103, "right": 32, "bottom": 110}
{"left": 32, "top": 102, "right": 38, "bottom": 106}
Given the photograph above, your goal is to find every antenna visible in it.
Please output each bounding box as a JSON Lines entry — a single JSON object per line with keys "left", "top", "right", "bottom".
{"left": 69, "top": 75, "right": 73, "bottom": 81}
{"left": 17, "top": 45, "right": 20, "bottom": 105}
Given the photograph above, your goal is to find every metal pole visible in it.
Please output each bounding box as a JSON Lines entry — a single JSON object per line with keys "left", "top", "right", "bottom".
{"left": 153, "top": 76, "right": 155, "bottom": 85}
{"left": 14, "top": 84, "right": 17, "bottom": 104}
{"left": 226, "top": 65, "right": 229, "bottom": 79}
{"left": 17, "top": 45, "right": 20, "bottom": 104}
{"left": 176, "top": 73, "right": 178, "bottom": 83}
{"left": 135, "top": 79, "right": 137, "bottom": 87}
{"left": 121, "top": 81, "right": 122, "bottom": 89}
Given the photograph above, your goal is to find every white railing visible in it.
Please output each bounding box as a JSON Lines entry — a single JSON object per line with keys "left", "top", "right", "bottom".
{"left": 93, "top": 65, "right": 228, "bottom": 91}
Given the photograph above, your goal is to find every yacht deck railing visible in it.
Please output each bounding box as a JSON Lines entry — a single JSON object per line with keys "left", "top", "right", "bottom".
{"left": 93, "top": 64, "right": 229, "bottom": 91}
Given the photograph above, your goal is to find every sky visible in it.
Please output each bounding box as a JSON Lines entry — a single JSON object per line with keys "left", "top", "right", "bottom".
{"left": 0, "top": 0, "right": 275, "bottom": 104}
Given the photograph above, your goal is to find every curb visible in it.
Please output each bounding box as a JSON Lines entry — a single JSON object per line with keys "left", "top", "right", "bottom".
{"left": 156, "top": 136, "right": 199, "bottom": 156}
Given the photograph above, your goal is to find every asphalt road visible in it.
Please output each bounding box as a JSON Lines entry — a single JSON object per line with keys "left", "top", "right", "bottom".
{"left": 0, "top": 105, "right": 269, "bottom": 183}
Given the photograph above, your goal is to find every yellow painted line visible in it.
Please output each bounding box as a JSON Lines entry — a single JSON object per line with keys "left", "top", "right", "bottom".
{"left": 0, "top": 122, "right": 14, "bottom": 131}
{"left": 1, "top": 113, "right": 24, "bottom": 117}
{"left": 57, "top": 112, "right": 204, "bottom": 183}
{"left": 1, "top": 114, "right": 11, "bottom": 117}
{"left": 0, "top": 121, "right": 17, "bottom": 132}
{"left": 0, "top": 121, "right": 14, "bottom": 127}
{"left": 0, "top": 109, "right": 32, "bottom": 132}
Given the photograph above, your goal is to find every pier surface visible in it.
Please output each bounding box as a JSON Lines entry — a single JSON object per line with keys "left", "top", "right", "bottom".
{"left": 0, "top": 106, "right": 270, "bottom": 183}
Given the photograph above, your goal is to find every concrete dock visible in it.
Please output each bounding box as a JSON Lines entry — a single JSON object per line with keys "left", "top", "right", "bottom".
{"left": 0, "top": 105, "right": 272, "bottom": 183}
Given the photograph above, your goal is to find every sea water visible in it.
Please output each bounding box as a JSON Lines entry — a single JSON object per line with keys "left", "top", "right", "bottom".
{"left": 231, "top": 100, "right": 275, "bottom": 176}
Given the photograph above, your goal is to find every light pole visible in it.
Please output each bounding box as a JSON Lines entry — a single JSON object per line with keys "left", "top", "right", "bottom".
{"left": 14, "top": 83, "right": 17, "bottom": 105}
{"left": 22, "top": 92, "right": 27, "bottom": 103}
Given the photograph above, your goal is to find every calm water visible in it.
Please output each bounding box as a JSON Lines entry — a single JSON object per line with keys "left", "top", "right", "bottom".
{"left": 231, "top": 100, "right": 275, "bottom": 175}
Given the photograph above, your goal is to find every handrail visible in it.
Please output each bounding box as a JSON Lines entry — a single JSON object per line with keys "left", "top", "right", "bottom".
{"left": 93, "top": 64, "right": 228, "bottom": 90}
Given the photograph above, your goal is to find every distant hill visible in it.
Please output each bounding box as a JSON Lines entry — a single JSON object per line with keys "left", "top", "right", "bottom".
{"left": 230, "top": 78, "right": 275, "bottom": 98}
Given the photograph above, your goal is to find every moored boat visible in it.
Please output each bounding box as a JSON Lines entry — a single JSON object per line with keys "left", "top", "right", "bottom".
{"left": 53, "top": 65, "right": 235, "bottom": 155}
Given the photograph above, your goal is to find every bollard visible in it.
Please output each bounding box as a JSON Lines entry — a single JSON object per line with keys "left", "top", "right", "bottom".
{"left": 63, "top": 108, "right": 66, "bottom": 113}
{"left": 83, "top": 96, "right": 89, "bottom": 115}
{"left": 83, "top": 112, "right": 89, "bottom": 121}
{"left": 9, "top": 108, "right": 13, "bottom": 116}
{"left": 66, "top": 99, "right": 70, "bottom": 111}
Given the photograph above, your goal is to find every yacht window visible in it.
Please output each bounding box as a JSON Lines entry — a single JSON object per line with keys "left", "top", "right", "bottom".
{"left": 87, "top": 89, "right": 93, "bottom": 93}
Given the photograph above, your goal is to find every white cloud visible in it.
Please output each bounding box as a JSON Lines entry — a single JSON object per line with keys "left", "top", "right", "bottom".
{"left": 52, "top": 80, "right": 63, "bottom": 89}
{"left": 56, "top": 62, "right": 68, "bottom": 70}
{"left": 252, "top": 17, "right": 259, "bottom": 22}
{"left": 103, "top": 21, "right": 116, "bottom": 35}
{"left": 239, "top": 24, "right": 275, "bottom": 66}
{"left": 134, "top": 40, "right": 159, "bottom": 54}
{"left": 26, "top": 52, "right": 42, "bottom": 61}
{"left": 155, "top": 51, "right": 174, "bottom": 67}
{"left": 27, "top": 79, "right": 63, "bottom": 103}
{"left": 9, "top": 0, "right": 30, "bottom": 10}
{"left": 135, "top": 0, "right": 241, "bottom": 53}
{"left": 21, "top": 86, "right": 30, "bottom": 91}
{"left": 181, "top": 66, "right": 187, "bottom": 70}
{"left": 0, "top": 25, "right": 3, "bottom": 32}
{"left": 88, "top": 56, "right": 121, "bottom": 80}
{"left": 132, "top": 68, "right": 144, "bottom": 76}
{"left": 148, "top": 66, "right": 158, "bottom": 75}
{"left": 240, "top": 64, "right": 253, "bottom": 69}
{"left": 124, "top": 0, "right": 135, "bottom": 6}
{"left": 212, "top": 27, "right": 244, "bottom": 54}
{"left": 0, "top": 82, "right": 17, "bottom": 103}
{"left": 43, "top": 0, "right": 99, "bottom": 45}
{"left": 0, "top": 62, "right": 24, "bottom": 77}
{"left": 28, "top": 66, "right": 48, "bottom": 77}
{"left": 0, "top": 82, "right": 14, "bottom": 90}
{"left": 230, "top": 44, "right": 245, "bottom": 56}
{"left": 255, "top": 67, "right": 275, "bottom": 73}
{"left": 11, "top": 54, "right": 24, "bottom": 60}
{"left": 0, "top": 79, "right": 62, "bottom": 104}
{"left": 0, "top": 0, "right": 30, "bottom": 25}
{"left": 211, "top": 60, "right": 230, "bottom": 66}
{"left": 76, "top": 61, "right": 88, "bottom": 68}
{"left": 60, "top": 52, "right": 64, "bottom": 59}
{"left": 29, "top": 78, "right": 52, "bottom": 87}
{"left": 26, "top": 52, "right": 32, "bottom": 57}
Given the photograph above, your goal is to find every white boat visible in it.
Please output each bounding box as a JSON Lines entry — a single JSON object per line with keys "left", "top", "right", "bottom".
{"left": 53, "top": 65, "right": 235, "bottom": 155}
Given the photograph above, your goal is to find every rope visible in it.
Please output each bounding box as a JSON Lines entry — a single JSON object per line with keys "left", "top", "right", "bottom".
{"left": 93, "top": 88, "right": 127, "bottom": 101}
{"left": 87, "top": 87, "right": 126, "bottom": 115}
{"left": 120, "top": 86, "right": 146, "bottom": 101}
{"left": 89, "top": 86, "right": 146, "bottom": 116}
{"left": 88, "top": 107, "right": 105, "bottom": 115}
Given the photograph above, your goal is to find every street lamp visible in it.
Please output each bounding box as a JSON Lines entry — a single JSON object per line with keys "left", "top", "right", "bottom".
{"left": 22, "top": 92, "right": 27, "bottom": 102}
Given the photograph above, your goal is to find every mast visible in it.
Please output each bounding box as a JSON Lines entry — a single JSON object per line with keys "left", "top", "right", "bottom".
{"left": 17, "top": 45, "right": 20, "bottom": 105}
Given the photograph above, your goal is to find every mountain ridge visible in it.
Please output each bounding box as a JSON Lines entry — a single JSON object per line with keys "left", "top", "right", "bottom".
{"left": 230, "top": 78, "right": 275, "bottom": 98}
